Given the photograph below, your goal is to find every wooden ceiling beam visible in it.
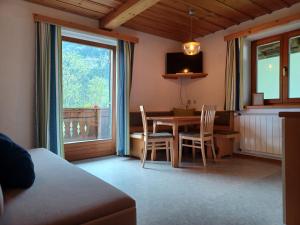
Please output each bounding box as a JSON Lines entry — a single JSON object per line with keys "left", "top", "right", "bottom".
{"left": 100, "top": 0, "right": 160, "bottom": 29}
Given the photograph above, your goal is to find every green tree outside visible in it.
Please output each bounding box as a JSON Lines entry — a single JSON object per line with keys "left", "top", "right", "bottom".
{"left": 62, "top": 41, "right": 111, "bottom": 108}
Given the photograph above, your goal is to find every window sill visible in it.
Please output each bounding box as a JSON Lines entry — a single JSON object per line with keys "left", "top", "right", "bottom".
{"left": 245, "top": 104, "right": 300, "bottom": 109}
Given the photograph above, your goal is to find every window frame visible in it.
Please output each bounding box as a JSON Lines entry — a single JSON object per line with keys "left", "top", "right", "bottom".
{"left": 251, "top": 28, "right": 300, "bottom": 105}
{"left": 283, "top": 29, "right": 300, "bottom": 103}
{"left": 61, "top": 36, "right": 117, "bottom": 161}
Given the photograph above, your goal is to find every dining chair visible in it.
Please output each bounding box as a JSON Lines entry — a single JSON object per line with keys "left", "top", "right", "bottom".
{"left": 179, "top": 105, "right": 217, "bottom": 166}
{"left": 140, "top": 105, "right": 174, "bottom": 168}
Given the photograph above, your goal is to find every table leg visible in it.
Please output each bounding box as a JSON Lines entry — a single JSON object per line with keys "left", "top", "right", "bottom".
{"left": 171, "top": 123, "right": 179, "bottom": 168}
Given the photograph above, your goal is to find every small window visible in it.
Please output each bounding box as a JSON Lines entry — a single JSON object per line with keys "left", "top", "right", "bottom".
{"left": 288, "top": 35, "right": 300, "bottom": 99}
{"left": 256, "top": 41, "right": 280, "bottom": 100}
{"left": 252, "top": 29, "right": 300, "bottom": 104}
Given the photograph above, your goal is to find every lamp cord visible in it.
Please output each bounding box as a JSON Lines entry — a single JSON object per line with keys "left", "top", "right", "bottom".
{"left": 179, "top": 78, "right": 184, "bottom": 106}
{"left": 190, "top": 13, "right": 193, "bottom": 41}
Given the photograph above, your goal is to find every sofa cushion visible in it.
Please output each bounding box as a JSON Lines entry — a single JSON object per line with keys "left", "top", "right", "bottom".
{"left": 0, "top": 133, "right": 35, "bottom": 188}
{"left": 0, "top": 148, "right": 136, "bottom": 225}
{"left": 0, "top": 185, "right": 3, "bottom": 216}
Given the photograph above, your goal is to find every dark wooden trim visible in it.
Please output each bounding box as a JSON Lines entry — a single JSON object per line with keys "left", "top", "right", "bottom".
{"left": 62, "top": 36, "right": 116, "bottom": 50}
{"left": 224, "top": 13, "right": 300, "bottom": 41}
{"left": 251, "top": 34, "right": 282, "bottom": 105}
{"left": 64, "top": 140, "right": 115, "bottom": 161}
{"left": 62, "top": 37, "right": 117, "bottom": 161}
{"left": 250, "top": 36, "right": 283, "bottom": 104}
{"left": 251, "top": 28, "right": 300, "bottom": 105}
{"left": 246, "top": 104, "right": 300, "bottom": 109}
{"left": 162, "top": 73, "right": 208, "bottom": 79}
{"left": 279, "top": 112, "right": 300, "bottom": 118}
{"left": 33, "top": 13, "right": 139, "bottom": 43}
{"left": 284, "top": 29, "right": 300, "bottom": 103}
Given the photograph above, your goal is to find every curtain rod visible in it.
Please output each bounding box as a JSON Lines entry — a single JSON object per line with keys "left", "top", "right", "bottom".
{"left": 33, "top": 13, "right": 139, "bottom": 43}
{"left": 224, "top": 13, "right": 300, "bottom": 41}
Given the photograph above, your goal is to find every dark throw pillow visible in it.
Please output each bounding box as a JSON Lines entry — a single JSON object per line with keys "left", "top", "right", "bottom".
{"left": 0, "top": 133, "right": 35, "bottom": 189}
{"left": 0, "top": 185, "right": 3, "bottom": 216}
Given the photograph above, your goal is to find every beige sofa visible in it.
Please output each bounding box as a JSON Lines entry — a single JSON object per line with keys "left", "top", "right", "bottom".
{"left": 0, "top": 148, "right": 136, "bottom": 225}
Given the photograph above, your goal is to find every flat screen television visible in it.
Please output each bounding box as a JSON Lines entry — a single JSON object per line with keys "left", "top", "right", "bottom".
{"left": 166, "top": 52, "right": 203, "bottom": 74}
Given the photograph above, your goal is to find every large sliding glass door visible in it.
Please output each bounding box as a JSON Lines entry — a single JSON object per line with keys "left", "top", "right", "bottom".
{"left": 62, "top": 36, "right": 116, "bottom": 161}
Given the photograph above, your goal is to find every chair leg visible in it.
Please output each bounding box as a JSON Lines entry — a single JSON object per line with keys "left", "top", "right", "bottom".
{"left": 192, "top": 140, "right": 196, "bottom": 161}
{"left": 200, "top": 140, "right": 207, "bottom": 166}
{"left": 166, "top": 141, "right": 170, "bottom": 161}
{"left": 179, "top": 137, "right": 183, "bottom": 164}
{"left": 151, "top": 143, "right": 156, "bottom": 161}
{"left": 142, "top": 141, "right": 148, "bottom": 168}
{"left": 170, "top": 140, "right": 174, "bottom": 165}
{"left": 211, "top": 138, "right": 217, "bottom": 161}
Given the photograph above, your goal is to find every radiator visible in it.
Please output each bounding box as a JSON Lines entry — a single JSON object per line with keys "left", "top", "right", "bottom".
{"left": 235, "top": 113, "right": 282, "bottom": 159}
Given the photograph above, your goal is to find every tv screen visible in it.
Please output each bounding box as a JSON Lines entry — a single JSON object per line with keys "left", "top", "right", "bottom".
{"left": 166, "top": 52, "right": 203, "bottom": 74}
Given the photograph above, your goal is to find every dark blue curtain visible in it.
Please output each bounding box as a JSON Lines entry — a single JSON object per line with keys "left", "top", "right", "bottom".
{"left": 116, "top": 40, "right": 135, "bottom": 156}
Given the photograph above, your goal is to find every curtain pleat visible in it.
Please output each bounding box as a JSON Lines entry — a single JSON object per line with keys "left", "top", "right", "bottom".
{"left": 116, "top": 40, "right": 135, "bottom": 156}
{"left": 225, "top": 37, "right": 245, "bottom": 111}
{"left": 35, "top": 22, "right": 64, "bottom": 157}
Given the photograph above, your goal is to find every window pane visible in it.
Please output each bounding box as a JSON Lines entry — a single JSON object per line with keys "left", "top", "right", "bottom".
{"left": 289, "top": 35, "right": 300, "bottom": 98}
{"left": 257, "top": 41, "right": 280, "bottom": 99}
{"left": 62, "top": 41, "right": 112, "bottom": 143}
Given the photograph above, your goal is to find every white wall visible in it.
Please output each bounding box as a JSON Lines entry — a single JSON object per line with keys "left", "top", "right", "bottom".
{"left": 0, "top": 0, "right": 99, "bottom": 148}
{"left": 186, "top": 2, "right": 300, "bottom": 110}
{"left": 117, "top": 27, "right": 182, "bottom": 112}
{"left": 0, "top": 0, "right": 181, "bottom": 148}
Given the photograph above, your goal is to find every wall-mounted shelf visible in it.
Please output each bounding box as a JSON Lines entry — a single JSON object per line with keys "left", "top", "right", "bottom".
{"left": 162, "top": 73, "right": 208, "bottom": 79}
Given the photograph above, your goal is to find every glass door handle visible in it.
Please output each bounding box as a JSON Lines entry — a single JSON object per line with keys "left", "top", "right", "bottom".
{"left": 283, "top": 66, "right": 288, "bottom": 77}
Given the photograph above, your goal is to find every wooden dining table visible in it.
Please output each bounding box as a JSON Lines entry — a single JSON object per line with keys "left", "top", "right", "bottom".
{"left": 146, "top": 116, "right": 201, "bottom": 168}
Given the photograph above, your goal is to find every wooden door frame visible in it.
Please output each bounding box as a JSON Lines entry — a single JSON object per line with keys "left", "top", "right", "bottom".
{"left": 61, "top": 36, "right": 117, "bottom": 161}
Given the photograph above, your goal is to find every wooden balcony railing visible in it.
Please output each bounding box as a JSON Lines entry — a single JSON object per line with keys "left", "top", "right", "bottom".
{"left": 63, "top": 107, "right": 111, "bottom": 143}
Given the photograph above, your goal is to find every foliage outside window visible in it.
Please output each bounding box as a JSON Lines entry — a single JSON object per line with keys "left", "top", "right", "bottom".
{"left": 62, "top": 41, "right": 111, "bottom": 108}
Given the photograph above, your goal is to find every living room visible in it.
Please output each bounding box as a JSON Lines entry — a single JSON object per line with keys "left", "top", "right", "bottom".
{"left": 1, "top": 0, "right": 300, "bottom": 225}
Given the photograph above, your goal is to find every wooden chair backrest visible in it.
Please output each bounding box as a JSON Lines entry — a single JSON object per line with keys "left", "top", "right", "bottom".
{"left": 139, "top": 105, "right": 148, "bottom": 138}
{"left": 200, "top": 105, "right": 216, "bottom": 137}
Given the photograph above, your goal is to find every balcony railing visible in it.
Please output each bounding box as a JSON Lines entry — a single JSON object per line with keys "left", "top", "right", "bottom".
{"left": 63, "top": 107, "right": 111, "bottom": 143}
